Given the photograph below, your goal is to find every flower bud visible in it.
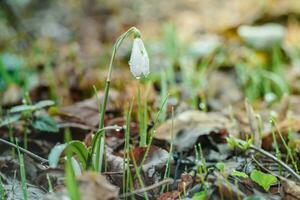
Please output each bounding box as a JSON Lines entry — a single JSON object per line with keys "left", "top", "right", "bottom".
{"left": 129, "top": 38, "right": 150, "bottom": 79}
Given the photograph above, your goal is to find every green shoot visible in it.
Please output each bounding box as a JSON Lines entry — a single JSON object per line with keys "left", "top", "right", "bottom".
{"left": 195, "top": 144, "right": 207, "bottom": 183}
{"left": 64, "top": 128, "right": 72, "bottom": 143}
{"left": 236, "top": 58, "right": 289, "bottom": 102}
{"left": 46, "top": 173, "right": 53, "bottom": 193}
{"left": 163, "top": 23, "right": 179, "bottom": 86}
{"left": 64, "top": 127, "right": 80, "bottom": 200}
{"left": 123, "top": 100, "right": 134, "bottom": 195}
{"left": 131, "top": 152, "right": 149, "bottom": 200}
{"left": 270, "top": 118, "right": 282, "bottom": 175}
{"left": 271, "top": 45, "right": 283, "bottom": 73}
{"left": 288, "top": 128, "right": 300, "bottom": 173}
{"left": 226, "top": 136, "right": 253, "bottom": 151}
{"left": 137, "top": 95, "right": 169, "bottom": 172}
{"left": 45, "top": 61, "right": 58, "bottom": 102}
{"left": 159, "top": 70, "right": 168, "bottom": 122}
{"left": 8, "top": 119, "right": 15, "bottom": 156}
{"left": 65, "top": 154, "right": 80, "bottom": 200}
{"left": 16, "top": 139, "right": 28, "bottom": 200}
{"left": 274, "top": 119, "right": 299, "bottom": 173}
{"left": 160, "top": 107, "right": 174, "bottom": 193}
{"left": 23, "top": 92, "right": 32, "bottom": 149}
{"left": 138, "top": 86, "right": 148, "bottom": 147}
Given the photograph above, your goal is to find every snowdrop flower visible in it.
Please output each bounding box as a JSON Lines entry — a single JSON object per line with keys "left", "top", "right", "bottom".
{"left": 129, "top": 37, "right": 150, "bottom": 79}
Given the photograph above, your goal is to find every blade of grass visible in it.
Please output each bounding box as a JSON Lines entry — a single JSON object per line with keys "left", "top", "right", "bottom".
{"left": 270, "top": 118, "right": 282, "bottom": 175}
{"left": 123, "top": 99, "right": 134, "bottom": 196}
{"left": 46, "top": 173, "right": 53, "bottom": 193}
{"left": 160, "top": 107, "right": 174, "bottom": 193}
{"left": 65, "top": 155, "right": 80, "bottom": 200}
{"left": 159, "top": 70, "right": 167, "bottom": 122}
{"left": 138, "top": 86, "right": 148, "bottom": 147}
{"left": 131, "top": 152, "right": 149, "bottom": 200}
{"left": 16, "top": 139, "right": 28, "bottom": 200}
{"left": 136, "top": 95, "right": 169, "bottom": 176}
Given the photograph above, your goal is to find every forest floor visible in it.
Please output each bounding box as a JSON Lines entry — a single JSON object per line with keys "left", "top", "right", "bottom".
{"left": 1, "top": 0, "right": 300, "bottom": 199}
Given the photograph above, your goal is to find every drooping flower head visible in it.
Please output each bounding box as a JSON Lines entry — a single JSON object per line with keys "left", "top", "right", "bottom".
{"left": 129, "top": 37, "right": 150, "bottom": 79}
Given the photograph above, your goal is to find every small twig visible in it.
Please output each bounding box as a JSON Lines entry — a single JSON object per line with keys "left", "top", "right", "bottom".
{"left": 102, "top": 171, "right": 124, "bottom": 175}
{"left": 250, "top": 154, "right": 277, "bottom": 176}
{"left": 0, "top": 138, "right": 48, "bottom": 163}
{"left": 236, "top": 138, "right": 300, "bottom": 182}
{"left": 119, "top": 178, "right": 174, "bottom": 198}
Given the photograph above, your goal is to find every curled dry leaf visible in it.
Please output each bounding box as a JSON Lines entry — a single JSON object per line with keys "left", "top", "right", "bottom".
{"left": 77, "top": 171, "right": 119, "bottom": 200}
{"left": 47, "top": 90, "right": 123, "bottom": 142}
{"left": 155, "top": 110, "right": 237, "bottom": 151}
{"left": 43, "top": 172, "right": 119, "bottom": 200}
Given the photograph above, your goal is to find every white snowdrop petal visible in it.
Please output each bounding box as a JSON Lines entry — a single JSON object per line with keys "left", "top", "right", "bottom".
{"left": 129, "top": 38, "right": 150, "bottom": 79}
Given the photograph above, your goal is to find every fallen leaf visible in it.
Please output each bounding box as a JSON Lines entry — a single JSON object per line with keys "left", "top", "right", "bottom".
{"left": 155, "top": 110, "right": 236, "bottom": 151}
{"left": 250, "top": 170, "right": 277, "bottom": 191}
{"left": 157, "top": 191, "right": 180, "bottom": 200}
{"left": 130, "top": 146, "right": 171, "bottom": 185}
{"left": 77, "top": 171, "right": 119, "bottom": 200}
{"left": 177, "top": 173, "right": 194, "bottom": 193}
{"left": 281, "top": 177, "right": 300, "bottom": 200}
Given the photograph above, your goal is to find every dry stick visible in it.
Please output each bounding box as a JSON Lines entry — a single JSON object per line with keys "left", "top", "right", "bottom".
{"left": 236, "top": 138, "right": 300, "bottom": 182}
{"left": 119, "top": 178, "right": 174, "bottom": 198}
{"left": 0, "top": 138, "right": 48, "bottom": 163}
{"left": 251, "top": 154, "right": 278, "bottom": 177}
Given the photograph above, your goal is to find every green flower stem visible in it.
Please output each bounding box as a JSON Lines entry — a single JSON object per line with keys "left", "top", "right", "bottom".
{"left": 92, "top": 27, "right": 141, "bottom": 171}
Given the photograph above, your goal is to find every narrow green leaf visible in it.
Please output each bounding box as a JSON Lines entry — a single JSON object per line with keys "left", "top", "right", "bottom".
{"left": 66, "top": 141, "right": 88, "bottom": 169}
{"left": 34, "top": 100, "right": 55, "bottom": 110}
{"left": 71, "top": 157, "right": 82, "bottom": 176}
{"left": 48, "top": 141, "right": 88, "bottom": 169}
{"left": 48, "top": 144, "right": 67, "bottom": 167}
{"left": 10, "top": 105, "right": 34, "bottom": 113}
{"left": 16, "top": 141, "right": 28, "bottom": 200}
{"left": 65, "top": 155, "right": 80, "bottom": 200}
{"left": 231, "top": 170, "right": 249, "bottom": 178}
